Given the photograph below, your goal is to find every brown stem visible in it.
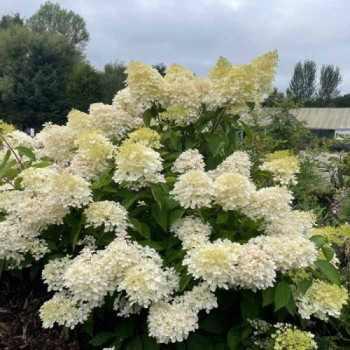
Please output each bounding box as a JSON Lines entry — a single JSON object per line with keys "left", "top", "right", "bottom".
{"left": 1, "top": 177, "right": 16, "bottom": 189}
{"left": 210, "top": 107, "right": 226, "bottom": 133}
{"left": 0, "top": 134, "right": 25, "bottom": 169}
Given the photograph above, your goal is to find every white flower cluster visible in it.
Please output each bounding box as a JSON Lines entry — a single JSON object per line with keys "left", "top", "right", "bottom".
{"left": 260, "top": 151, "right": 300, "bottom": 186}
{"left": 84, "top": 200, "right": 131, "bottom": 233}
{"left": 263, "top": 210, "right": 316, "bottom": 236}
{"left": 0, "top": 167, "right": 91, "bottom": 266}
{"left": 272, "top": 323, "right": 317, "bottom": 350}
{"left": 89, "top": 103, "right": 141, "bottom": 139}
{"left": 162, "top": 65, "right": 202, "bottom": 125}
{"left": 209, "top": 151, "right": 252, "bottom": 178}
{"left": 171, "top": 149, "right": 205, "bottom": 174}
{"left": 68, "top": 130, "right": 115, "bottom": 181}
{"left": 244, "top": 186, "right": 293, "bottom": 221}
{"left": 170, "top": 170, "right": 214, "bottom": 209}
{"left": 250, "top": 234, "right": 317, "bottom": 272}
{"left": 40, "top": 237, "right": 179, "bottom": 329}
{"left": 148, "top": 283, "right": 217, "bottom": 344}
{"left": 170, "top": 216, "right": 211, "bottom": 250}
{"left": 295, "top": 281, "right": 348, "bottom": 321}
{"left": 113, "top": 141, "right": 165, "bottom": 189}
{"left": 213, "top": 173, "right": 256, "bottom": 211}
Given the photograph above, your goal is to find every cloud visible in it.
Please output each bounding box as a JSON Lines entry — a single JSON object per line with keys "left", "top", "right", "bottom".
{"left": 2, "top": 0, "right": 350, "bottom": 92}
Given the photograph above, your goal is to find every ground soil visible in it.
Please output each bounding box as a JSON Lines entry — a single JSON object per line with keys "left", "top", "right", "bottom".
{"left": 0, "top": 274, "right": 89, "bottom": 350}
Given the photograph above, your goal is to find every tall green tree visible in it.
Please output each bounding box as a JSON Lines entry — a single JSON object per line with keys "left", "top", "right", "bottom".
{"left": 318, "top": 64, "right": 342, "bottom": 100}
{"left": 152, "top": 62, "right": 167, "bottom": 77}
{"left": 27, "top": 1, "right": 89, "bottom": 49}
{"left": 100, "top": 62, "right": 127, "bottom": 104}
{"left": 67, "top": 62, "right": 103, "bottom": 112}
{"left": 0, "top": 13, "right": 23, "bottom": 29}
{"left": 288, "top": 60, "right": 317, "bottom": 101}
{"left": 0, "top": 26, "right": 81, "bottom": 127}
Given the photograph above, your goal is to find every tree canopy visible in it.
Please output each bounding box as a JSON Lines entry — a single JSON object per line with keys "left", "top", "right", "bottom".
{"left": 27, "top": 1, "right": 89, "bottom": 50}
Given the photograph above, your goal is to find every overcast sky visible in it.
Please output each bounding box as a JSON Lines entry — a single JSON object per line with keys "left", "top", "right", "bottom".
{"left": 1, "top": 0, "right": 349, "bottom": 93}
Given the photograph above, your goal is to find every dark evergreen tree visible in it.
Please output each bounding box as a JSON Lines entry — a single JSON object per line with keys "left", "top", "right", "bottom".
{"left": 288, "top": 60, "right": 317, "bottom": 101}
{"left": 318, "top": 64, "right": 342, "bottom": 101}
{"left": 67, "top": 62, "right": 103, "bottom": 112}
{"left": 100, "top": 62, "right": 127, "bottom": 104}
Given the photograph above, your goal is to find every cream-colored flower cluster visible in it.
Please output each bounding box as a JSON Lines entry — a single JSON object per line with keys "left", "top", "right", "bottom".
{"left": 84, "top": 200, "right": 131, "bottom": 233}
{"left": 111, "top": 52, "right": 277, "bottom": 125}
{"left": 40, "top": 237, "right": 180, "bottom": 328}
{"left": 123, "top": 127, "right": 161, "bottom": 149}
{"left": 272, "top": 324, "right": 317, "bottom": 350}
{"left": 260, "top": 150, "right": 300, "bottom": 186}
{"left": 295, "top": 281, "right": 348, "bottom": 320}
{"left": 147, "top": 283, "right": 217, "bottom": 343}
{"left": 171, "top": 149, "right": 205, "bottom": 174}
{"left": 0, "top": 167, "right": 91, "bottom": 266}
{"left": 162, "top": 64, "right": 202, "bottom": 125}
{"left": 113, "top": 141, "right": 165, "bottom": 189}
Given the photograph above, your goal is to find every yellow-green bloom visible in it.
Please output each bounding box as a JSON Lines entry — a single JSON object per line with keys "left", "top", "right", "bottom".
{"left": 296, "top": 281, "right": 348, "bottom": 320}
{"left": 124, "top": 127, "right": 161, "bottom": 149}
{"left": 311, "top": 225, "right": 350, "bottom": 245}
{"left": 272, "top": 324, "right": 317, "bottom": 350}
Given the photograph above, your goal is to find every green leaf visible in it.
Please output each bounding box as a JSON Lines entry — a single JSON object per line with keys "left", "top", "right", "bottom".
{"left": 205, "top": 133, "right": 224, "bottom": 157}
{"left": 216, "top": 212, "right": 228, "bottom": 225}
{"left": 83, "top": 314, "right": 94, "bottom": 337}
{"left": 113, "top": 318, "right": 134, "bottom": 349}
{"left": 322, "top": 245, "right": 335, "bottom": 261}
{"left": 169, "top": 209, "right": 185, "bottom": 226}
{"left": 315, "top": 260, "right": 341, "bottom": 285}
{"left": 227, "top": 327, "right": 240, "bottom": 350}
{"left": 0, "top": 259, "right": 5, "bottom": 279}
{"left": 151, "top": 184, "right": 164, "bottom": 209}
{"left": 122, "top": 193, "right": 145, "bottom": 210}
{"left": 130, "top": 218, "right": 150, "bottom": 239}
{"left": 310, "top": 235, "right": 327, "bottom": 248}
{"left": 16, "top": 146, "right": 36, "bottom": 161}
{"left": 246, "top": 101, "right": 255, "bottom": 111}
{"left": 2, "top": 150, "right": 11, "bottom": 163}
{"left": 274, "top": 280, "right": 292, "bottom": 311}
{"left": 139, "top": 240, "right": 164, "bottom": 251}
{"left": 89, "top": 332, "right": 115, "bottom": 347}
{"left": 262, "top": 286, "right": 275, "bottom": 307}
{"left": 200, "top": 312, "right": 229, "bottom": 334}
{"left": 179, "top": 273, "right": 192, "bottom": 292}
{"left": 33, "top": 161, "right": 52, "bottom": 168}
{"left": 143, "top": 109, "right": 152, "bottom": 127}
{"left": 285, "top": 295, "right": 297, "bottom": 315}
{"left": 151, "top": 205, "right": 167, "bottom": 232}
{"left": 169, "top": 130, "right": 182, "bottom": 151}
{"left": 187, "top": 334, "right": 212, "bottom": 350}
{"left": 66, "top": 215, "right": 82, "bottom": 251}
{"left": 298, "top": 279, "right": 312, "bottom": 294}
{"left": 127, "top": 334, "right": 142, "bottom": 350}
{"left": 142, "top": 334, "right": 159, "bottom": 350}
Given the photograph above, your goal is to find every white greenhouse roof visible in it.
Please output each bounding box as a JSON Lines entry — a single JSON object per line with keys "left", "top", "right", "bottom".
{"left": 291, "top": 108, "right": 350, "bottom": 130}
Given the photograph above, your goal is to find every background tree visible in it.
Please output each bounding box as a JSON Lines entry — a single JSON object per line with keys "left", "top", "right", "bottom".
{"left": 318, "top": 64, "right": 342, "bottom": 101}
{"left": 0, "top": 13, "right": 23, "bottom": 29}
{"left": 27, "top": 1, "right": 89, "bottom": 50}
{"left": 152, "top": 62, "right": 167, "bottom": 77}
{"left": 0, "top": 26, "right": 82, "bottom": 128}
{"left": 100, "top": 62, "right": 127, "bottom": 104}
{"left": 288, "top": 60, "right": 317, "bottom": 101}
{"left": 66, "top": 62, "right": 103, "bottom": 112}
{"left": 263, "top": 88, "right": 286, "bottom": 107}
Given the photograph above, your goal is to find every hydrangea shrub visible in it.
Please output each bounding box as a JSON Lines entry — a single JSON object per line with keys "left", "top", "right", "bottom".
{"left": 0, "top": 52, "right": 348, "bottom": 349}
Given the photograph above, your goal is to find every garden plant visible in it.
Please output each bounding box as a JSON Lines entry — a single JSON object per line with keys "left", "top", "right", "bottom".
{"left": 0, "top": 51, "right": 348, "bottom": 349}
